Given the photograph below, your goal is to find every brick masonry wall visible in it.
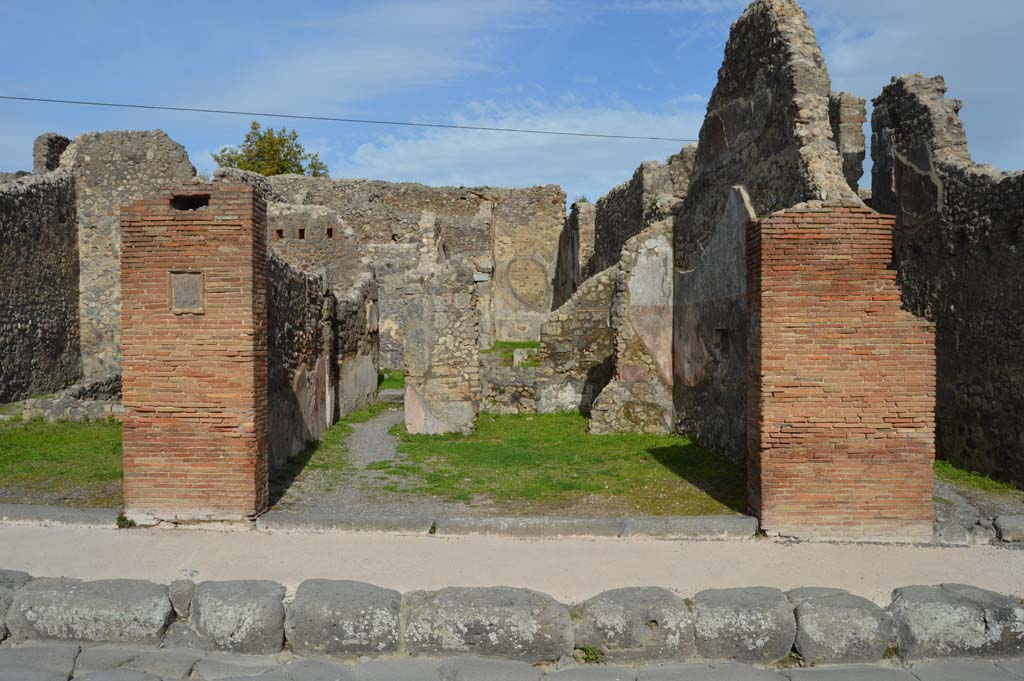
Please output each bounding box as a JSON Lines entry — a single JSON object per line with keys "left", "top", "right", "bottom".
{"left": 120, "top": 184, "right": 268, "bottom": 520}
{"left": 0, "top": 171, "right": 81, "bottom": 402}
{"left": 747, "top": 205, "right": 936, "bottom": 541}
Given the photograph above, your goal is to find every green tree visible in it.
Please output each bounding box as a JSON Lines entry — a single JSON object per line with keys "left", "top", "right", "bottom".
{"left": 212, "top": 121, "right": 329, "bottom": 177}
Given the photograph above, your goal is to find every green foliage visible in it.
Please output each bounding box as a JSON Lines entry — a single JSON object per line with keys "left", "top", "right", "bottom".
{"left": 116, "top": 512, "right": 136, "bottom": 529}
{"left": 883, "top": 645, "right": 899, "bottom": 660}
{"left": 0, "top": 417, "right": 123, "bottom": 507}
{"left": 934, "top": 459, "right": 1024, "bottom": 496}
{"left": 481, "top": 341, "right": 542, "bottom": 368}
{"left": 368, "top": 412, "right": 747, "bottom": 516}
{"left": 577, "top": 645, "right": 606, "bottom": 664}
{"left": 212, "top": 121, "right": 329, "bottom": 177}
{"left": 378, "top": 369, "right": 406, "bottom": 390}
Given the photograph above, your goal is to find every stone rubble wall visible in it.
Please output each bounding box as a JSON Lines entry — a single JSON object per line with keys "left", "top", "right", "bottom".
{"left": 267, "top": 256, "right": 335, "bottom": 474}
{"left": 266, "top": 203, "right": 362, "bottom": 291}
{"left": 333, "top": 271, "right": 379, "bottom": 418}
{"left": 589, "top": 220, "right": 675, "bottom": 434}
{"left": 18, "top": 374, "right": 122, "bottom": 422}
{"left": 591, "top": 146, "right": 695, "bottom": 278}
{"left": 479, "top": 354, "right": 539, "bottom": 415}
{"left": 403, "top": 215, "right": 480, "bottom": 435}
{"left": 538, "top": 266, "right": 616, "bottom": 414}
{"left": 268, "top": 175, "right": 570, "bottom": 348}
{"left": 0, "top": 170, "right": 81, "bottom": 403}
{"left": 873, "top": 73, "right": 1024, "bottom": 488}
{"left": 672, "top": 0, "right": 861, "bottom": 452}
{"left": 32, "top": 133, "right": 70, "bottom": 175}
{"left": 829, "top": 92, "right": 867, "bottom": 194}
{"left": 61, "top": 130, "right": 196, "bottom": 379}
{"left": 3, "top": 568, "right": 1023, "bottom": 667}
{"left": 360, "top": 242, "right": 421, "bottom": 369}
{"left": 567, "top": 199, "right": 596, "bottom": 285}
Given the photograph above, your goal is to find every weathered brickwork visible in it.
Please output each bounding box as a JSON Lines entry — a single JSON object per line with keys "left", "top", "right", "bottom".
{"left": 829, "top": 93, "right": 867, "bottom": 194}
{"left": 63, "top": 130, "right": 196, "bottom": 379}
{"left": 748, "top": 206, "right": 936, "bottom": 541}
{"left": 673, "top": 0, "right": 861, "bottom": 456}
{"left": 590, "top": 221, "right": 674, "bottom": 434}
{"left": 873, "top": 74, "right": 1024, "bottom": 487}
{"left": 0, "top": 171, "right": 81, "bottom": 402}
{"left": 121, "top": 184, "right": 268, "bottom": 520}
{"left": 538, "top": 267, "right": 616, "bottom": 414}
{"left": 592, "top": 147, "right": 695, "bottom": 277}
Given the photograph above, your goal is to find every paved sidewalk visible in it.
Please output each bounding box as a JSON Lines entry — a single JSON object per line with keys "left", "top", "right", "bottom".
{"left": 2, "top": 523, "right": 1024, "bottom": 604}
{"left": 2, "top": 643, "right": 1024, "bottom": 680}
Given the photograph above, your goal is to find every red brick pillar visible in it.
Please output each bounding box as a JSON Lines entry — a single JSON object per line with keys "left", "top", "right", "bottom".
{"left": 747, "top": 205, "right": 936, "bottom": 541}
{"left": 120, "top": 184, "right": 269, "bottom": 520}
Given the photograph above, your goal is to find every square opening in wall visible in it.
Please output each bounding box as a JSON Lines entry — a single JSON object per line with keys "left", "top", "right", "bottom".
{"left": 298, "top": 228, "right": 306, "bottom": 240}
{"left": 169, "top": 271, "right": 204, "bottom": 314}
{"left": 275, "top": 229, "right": 284, "bottom": 241}
{"left": 326, "top": 227, "right": 334, "bottom": 239}
{"left": 170, "top": 194, "right": 210, "bottom": 211}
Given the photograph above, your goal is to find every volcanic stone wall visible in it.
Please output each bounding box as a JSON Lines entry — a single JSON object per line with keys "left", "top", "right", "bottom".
{"left": 62, "top": 130, "right": 196, "bottom": 379}
{"left": 0, "top": 171, "right": 81, "bottom": 402}
{"left": 266, "top": 203, "right": 362, "bottom": 288}
{"left": 120, "top": 184, "right": 269, "bottom": 520}
{"left": 829, "top": 93, "right": 867, "bottom": 194}
{"left": 873, "top": 74, "right": 1024, "bottom": 487}
{"left": 267, "top": 256, "right": 334, "bottom": 474}
{"left": 748, "top": 205, "right": 936, "bottom": 541}
{"left": 591, "top": 147, "right": 695, "bottom": 277}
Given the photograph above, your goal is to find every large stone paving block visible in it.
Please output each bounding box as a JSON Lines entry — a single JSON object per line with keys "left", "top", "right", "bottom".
{"left": 285, "top": 579, "right": 401, "bottom": 656}
{"left": 6, "top": 578, "right": 172, "bottom": 644}
{"left": 572, "top": 587, "right": 695, "bottom": 660}
{"left": 0, "top": 643, "right": 81, "bottom": 681}
{"left": 436, "top": 656, "right": 544, "bottom": 681}
{"left": 692, "top": 588, "right": 796, "bottom": 664}
{"left": 910, "top": 660, "right": 1024, "bottom": 680}
{"left": 191, "top": 580, "right": 286, "bottom": 654}
{"left": 995, "top": 516, "right": 1024, "bottom": 542}
{"left": 788, "top": 588, "right": 892, "bottom": 664}
{"left": 781, "top": 665, "right": 916, "bottom": 680}
{"left": 0, "top": 568, "right": 33, "bottom": 639}
{"left": 403, "top": 587, "right": 574, "bottom": 662}
{"left": 889, "top": 584, "right": 1024, "bottom": 658}
{"left": 637, "top": 662, "right": 784, "bottom": 680}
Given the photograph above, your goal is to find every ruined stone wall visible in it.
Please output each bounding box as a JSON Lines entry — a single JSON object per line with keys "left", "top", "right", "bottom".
{"left": 592, "top": 147, "right": 695, "bottom": 277}
{"left": 480, "top": 358, "right": 539, "bottom": 415}
{"left": 568, "top": 200, "right": 596, "bottom": 282}
{"left": 873, "top": 74, "right": 1024, "bottom": 487}
{"left": 0, "top": 172, "right": 30, "bottom": 184}
{"left": 748, "top": 205, "right": 936, "bottom": 541}
{"left": 829, "top": 93, "right": 867, "bottom": 194}
{"left": 266, "top": 203, "right": 362, "bottom": 290}
{"left": 537, "top": 267, "right": 616, "bottom": 414}
{"left": 269, "top": 176, "right": 567, "bottom": 351}
{"left": 33, "top": 133, "right": 70, "bottom": 175}
{"left": 62, "top": 130, "right": 196, "bottom": 379}
{"left": 360, "top": 242, "right": 421, "bottom": 369}
{"left": 333, "top": 271, "right": 379, "bottom": 417}
{"left": 490, "top": 186, "right": 568, "bottom": 340}
{"left": 267, "top": 256, "right": 334, "bottom": 474}
{"left": 0, "top": 171, "right": 81, "bottom": 402}
{"left": 672, "top": 0, "right": 860, "bottom": 454}
{"left": 121, "top": 184, "right": 268, "bottom": 520}
{"left": 589, "top": 220, "right": 675, "bottom": 434}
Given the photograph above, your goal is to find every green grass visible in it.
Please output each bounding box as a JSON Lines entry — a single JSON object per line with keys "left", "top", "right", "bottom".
{"left": 935, "top": 459, "right": 1024, "bottom": 497}
{"left": 0, "top": 417, "right": 123, "bottom": 507}
{"left": 378, "top": 369, "right": 405, "bottom": 390}
{"left": 371, "top": 412, "right": 746, "bottom": 516}
{"left": 481, "top": 341, "right": 542, "bottom": 368}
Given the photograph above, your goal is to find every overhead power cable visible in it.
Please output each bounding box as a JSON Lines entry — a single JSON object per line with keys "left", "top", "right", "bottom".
{"left": 0, "top": 95, "right": 698, "bottom": 143}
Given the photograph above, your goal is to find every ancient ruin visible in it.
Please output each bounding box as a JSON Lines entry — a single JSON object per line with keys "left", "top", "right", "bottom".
{"left": 1, "top": 0, "right": 1022, "bottom": 538}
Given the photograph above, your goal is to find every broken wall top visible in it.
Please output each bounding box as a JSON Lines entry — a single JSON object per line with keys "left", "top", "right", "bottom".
{"left": 676, "top": 0, "right": 859, "bottom": 268}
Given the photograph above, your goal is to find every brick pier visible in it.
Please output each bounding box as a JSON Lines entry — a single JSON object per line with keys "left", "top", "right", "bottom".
{"left": 747, "top": 205, "right": 936, "bottom": 541}
{"left": 120, "top": 184, "right": 269, "bottom": 520}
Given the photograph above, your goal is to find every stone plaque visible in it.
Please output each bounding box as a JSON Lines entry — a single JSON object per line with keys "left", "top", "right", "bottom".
{"left": 170, "top": 271, "right": 204, "bottom": 314}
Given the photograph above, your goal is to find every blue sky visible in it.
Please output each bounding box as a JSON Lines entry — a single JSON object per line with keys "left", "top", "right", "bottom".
{"left": 1, "top": 0, "right": 1022, "bottom": 202}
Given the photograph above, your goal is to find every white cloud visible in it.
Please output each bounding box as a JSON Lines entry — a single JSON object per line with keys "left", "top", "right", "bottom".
{"left": 329, "top": 99, "right": 703, "bottom": 203}
{"left": 209, "top": 0, "right": 552, "bottom": 112}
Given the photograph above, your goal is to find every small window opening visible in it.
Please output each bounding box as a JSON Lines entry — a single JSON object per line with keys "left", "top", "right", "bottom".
{"left": 326, "top": 227, "right": 334, "bottom": 239}
{"left": 275, "top": 229, "right": 284, "bottom": 240}
{"left": 298, "top": 228, "right": 306, "bottom": 240}
{"left": 170, "top": 194, "right": 210, "bottom": 211}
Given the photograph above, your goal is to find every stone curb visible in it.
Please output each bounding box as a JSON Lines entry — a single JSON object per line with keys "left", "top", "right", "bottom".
{"left": 255, "top": 510, "right": 436, "bottom": 534}
{"left": 0, "top": 504, "right": 119, "bottom": 528}
{"left": 432, "top": 515, "right": 627, "bottom": 538}
{"left": 4, "top": 569, "right": 1024, "bottom": 666}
